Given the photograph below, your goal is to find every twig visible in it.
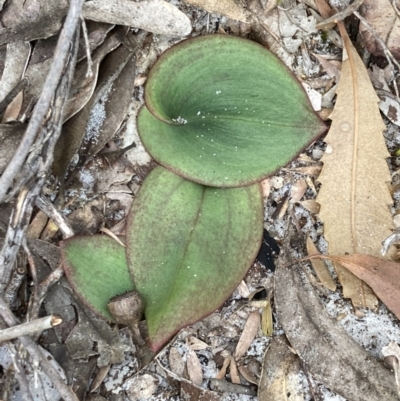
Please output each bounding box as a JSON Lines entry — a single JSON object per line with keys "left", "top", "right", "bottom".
{"left": 81, "top": 17, "right": 93, "bottom": 78}
{"left": 35, "top": 196, "right": 74, "bottom": 239}
{"left": 6, "top": 343, "right": 34, "bottom": 401}
{"left": 27, "top": 265, "right": 65, "bottom": 320}
{"left": 354, "top": 10, "right": 400, "bottom": 102}
{"left": 4, "top": 253, "right": 26, "bottom": 307}
{"left": 0, "top": 297, "right": 79, "bottom": 401}
{"left": 0, "top": 315, "right": 62, "bottom": 343}
{"left": 0, "top": 0, "right": 85, "bottom": 203}
{"left": 0, "top": 178, "right": 45, "bottom": 295}
{"left": 316, "top": 0, "right": 365, "bottom": 29}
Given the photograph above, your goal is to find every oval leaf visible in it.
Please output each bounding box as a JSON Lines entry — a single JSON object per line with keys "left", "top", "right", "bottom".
{"left": 61, "top": 235, "right": 133, "bottom": 321}
{"left": 138, "top": 34, "right": 326, "bottom": 187}
{"left": 126, "top": 167, "right": 263, "bottom": 350}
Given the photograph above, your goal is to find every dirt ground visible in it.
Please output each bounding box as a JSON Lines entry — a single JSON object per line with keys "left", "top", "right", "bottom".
{"left": 0, "top": 0, "right": 400, "bottom": 400}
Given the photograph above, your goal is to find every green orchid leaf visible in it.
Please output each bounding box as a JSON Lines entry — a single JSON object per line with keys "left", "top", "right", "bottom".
{"left": 126, "top": 166, "right": 263, "bottom": 351}
{"left": 138, "top": 34, "right": 326, "bottom": 187}
{"left": 61, "top": 235, "right": 133, "bottom": 321}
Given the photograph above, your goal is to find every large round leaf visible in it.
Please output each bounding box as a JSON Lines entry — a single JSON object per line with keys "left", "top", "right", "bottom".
{"left": 126, "top": 166, "right": 263, "bottom": 350}
{"left": 61, "top": 235, "right": 133, "bottom": 321}
{"left": 138, "top": 34, "right": 326, "bottom": 187}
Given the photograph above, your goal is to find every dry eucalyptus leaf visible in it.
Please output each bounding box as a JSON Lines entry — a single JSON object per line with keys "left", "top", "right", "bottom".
{"left": 382, "top": 341, "right": 400, "bottom": 363}
{"left": 22, "top": 35, "right": 59, "bottom": 114}
{"left": 322, "top": 254, "right": 400, "bottom": 321}
{"left": 230, "top": 356, "right": 241, "bottom": 384}
{"left": 169, "top": 346, "right": 185, "bottom": 377}
{"left": 359, "top": 0, "right": 400, "bottom": 60}
{"left": 54, "top": 33, "right": 128, "bottom": 180}
{"left": 258, "top": 335, "right": 303, "bottom": 401}
{"left": 187, "top": 336, "right": 209, "bottom": 351}
{"left": 237, "top": 365, "right": 258, "bottom": 385}
{"left": 65, "top": 301, "right": 130, "bottom": 367}
{"left": 2, "top": 91, "right": 23, "bottom": 122}
{"left": 64, "top": 30, "right": 123, "bottom": 121}
{"left": 0, "top": 0, "right": 69, "bottom": 45}
{"left": 83, "top": 0, "right": 191, "bottom": 36}
{"left": 0, "top": 41, "right": 30, "bottom": 103}
{"left": 182, "top": 0, "right": 253, "bottom": 23}
{"left": 299, "top": 199, "right": 320, "bottom": 214}
{"left": 84, "top": 50, "right": 136, "bottom": 161}
{"left": 180, "top": 380, "right": 220, "bottom": 401}
{"left": 290, "top": 179, "right": 307, "bottom": 203}
{"left": 234, "top": 311, "right": 260, "bottom": 360}
{"left": 312, "top": 52, "right": 340, "bottom": 81}
{"left": 275, "top": 260, "right": 398, "bottom": 401}
{"left": 316, "top": 23, "right": 393, "bottom": 309}
{"left": 187, "top": 349, "right": 203, "bottom": 386}
{"left": 215, "top": 356, "right": 230, "bottom": 379}
{"left": 261, "top": 299, "right": 273, "bottom": 337}
{"left": 306, "top": 236, "right": 336, "bottom": 291}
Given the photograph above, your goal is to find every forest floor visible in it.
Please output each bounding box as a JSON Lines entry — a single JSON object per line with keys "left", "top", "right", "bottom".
{"left": 1, "top": 0, "right": 400, "bottom": 400}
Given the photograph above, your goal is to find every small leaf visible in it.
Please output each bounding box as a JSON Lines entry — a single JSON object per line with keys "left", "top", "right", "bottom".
{"left": 306, "top": 236, "right": 336, "bottom": 291}
{"left": 138, "top": 35, "right": 326, "bottom": 187}
{"left": 234, "top": 311, "right": 260, "bottom": 360}
{"left": 320, "top": 254, "right": 400, "bottom": 321}
{"left": 187, "top": 349, "right": 203, "bottom": 386}
{"left": 61, "top": 235, "right": 134, "bottom": 321}
{"left": 316, "top": 23, "right": 393, "bottom": 308}
{"left": 126, "top": 166, "right": 263, "bottom": 350}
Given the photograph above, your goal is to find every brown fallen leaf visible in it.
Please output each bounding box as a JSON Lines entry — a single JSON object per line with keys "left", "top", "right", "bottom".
{"left": 298, "top": 199, "right": 320, "bottom": 214}
{"left": 275, "top": 256, "right": 398, "bottom": 401}
{"left": 0, "top": 41, "right": 30, "bottom": 103}
{"left": 0, "top": 0, "right": 69, "bottom": 45}
{"left": 234, "top": 311, "right": 260, "bottom": 360}
{"left": 187, "top": 349, "right": 203, "bottom": 386}
{"left": 290, "top": 179, "right": 307, "bottom": 203}
{"left": 169, "top": 346, "right": 185, "bottom": 377}
{"left": 230, "top": 356, "right": 240, "bottom": 384}
{"left": 215, "top": 355, "right": 230, "bottom": 380}
{"left": 359, "top": 0, "right": 400, "bottom": 61}
{"left": 316, "top": 254, "right": 400, "bottom": 320}
{"left": 83, "top": 0, "right": 192, "bottom": 36}
{"left": 258, "top": 335, "right": 303, "bottom": 401}
{"left": 180, "top": 380, "right": 220, "bottom": 401}
{"left": 316, "top": 22, "right": 393, "bottom": 309}
{"left": 261, "top": 299, "right": 273, "bottom": 337}
{"left": 187, "top": 336, "right": 209, "bottom": 351}
{"left": 306, "top": 236, "right": 336, "bottom": 291}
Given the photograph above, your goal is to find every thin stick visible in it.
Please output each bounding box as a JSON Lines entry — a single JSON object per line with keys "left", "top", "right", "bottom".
{"left": 6, "top": 343, "right": 34, "bottom": 401}
{"left": 0, "top": 315, "right": 62, "bottom": 343}
{"left": 316, "top": 0, "right": 365, "bottom": 29}
{"left": 0, "top": 297, "right": 79, "bottom": 401}
{"left": 0, "top": 0, "right": 85, "bottom": 203}
{"left": 35, "top": 196, "right": 74, "bottom": 239}
{"left": 28, "top": 265, "right": 65, "bottom": 321}
{"left": 4, "top": 256, "right": 26, "bottom": 307}
{"left": 81, "top": 17, "right": 93, "bottom": 78}
{"left": 0, "top": 78, "right": 28, "bottom": 115}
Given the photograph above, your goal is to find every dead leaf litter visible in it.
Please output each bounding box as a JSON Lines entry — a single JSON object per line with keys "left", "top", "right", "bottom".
{"left": 1, "top": 0, "right": 400, "bottom": 400}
